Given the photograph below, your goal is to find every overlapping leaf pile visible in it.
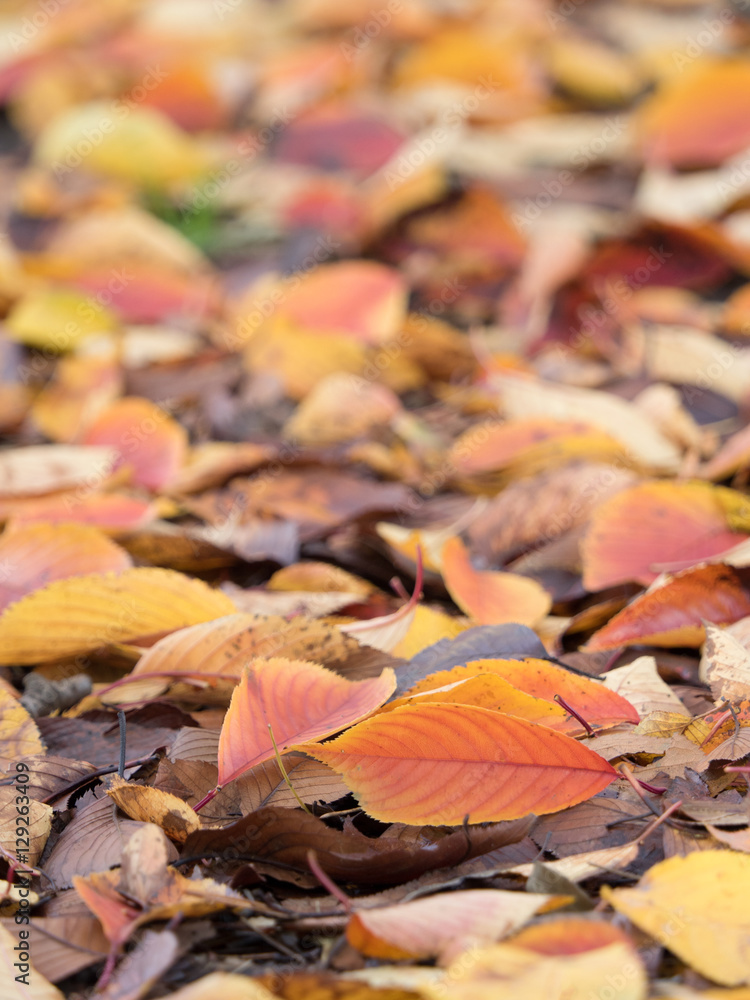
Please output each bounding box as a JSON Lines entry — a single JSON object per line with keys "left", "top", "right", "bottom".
{"left": 1, "top": 0, "right": 750, "bottom": 997}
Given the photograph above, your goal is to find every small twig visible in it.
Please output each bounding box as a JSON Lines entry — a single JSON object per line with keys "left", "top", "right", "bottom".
{"left": 269, "top": 723, "right": 311, "bottom": 814}
{"left": 306, "top": 850, "right": 352, "bottom": 913}
{"left": 638, "top": 800, "right": 683, "bottom": 843}
{"left": 94, "top": 945, "right": 119, "bottom": 992}
{"left": 117, "top": 710, "right": 127, "bottom": 779}
{"left": 41, "top": 754, "right": 159, "bottom": 804}
{"left": 617, "top": 763, "right": 664, "bottom": 816}
{"left": 605, "top": 811, "right": 654, "bottom": 829}
{"left": 554, "top": 694, "right": 594, "bottom": 735}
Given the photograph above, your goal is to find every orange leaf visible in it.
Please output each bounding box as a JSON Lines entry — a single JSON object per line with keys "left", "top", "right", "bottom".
{"left": 585, "top": 565, "right": 750, "bottom": 651}
{"left": 218, "top": 658, "right": 396, "bottom": 787}
{"left": 388, "top": 671, "right": 572, "bottom": 731}
{"left": 638, "top": 59, "right": 750, "bottom": 167}
{"left": 274, "top": 260, "right": 407, "bottom": 344}
{"left": 449, "top": 418, "right": 613, "bottom": 477}
{"left": 509, "top": 916, "right": 634, "bottom": 956}
{"left": 463, "top": 659, "right": 640, "bottom": 729}
{"left": 441, "top": 536, "right": 551, "bottom": 626}
{"left": 347, "top": 889, "right": 555, "bottom": 961}
{"left": 72, "top": 873, "right": 140, "bottom": 948}
{"left": 82, "top": 397, "right": 187, "bottom": 492}
{"left": 0, "top": 521, "right": 131, "bottom": 611}
{"left": 582, "top": 481, "right": 747, "bottom": 590}
{"left": 303, "top": 703, "right": 617, "bottom": 825}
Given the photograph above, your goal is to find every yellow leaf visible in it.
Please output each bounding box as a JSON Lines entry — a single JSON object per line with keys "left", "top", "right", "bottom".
{"left": 6, "top": 288, "right": 117, "bottom": 351}
{"left": 393, "top": 604, "right": 468, "bottom": 658}
{"left": 106, "top": 776, "right": 200, "bottom": 843}
{"left": 602, "top": 851, "right": 750, "bottom": 986}
{"left": 421, "top": 941, "right": 647, "bottom": 1000}
{"left": 35, "top": 102, "right": 208, "bottom": 188}
{"left": 0, "top": 568, "right": 236, "bottom": 665}
{"left": 0, "top": 687, "right": 44, "bottom": 762}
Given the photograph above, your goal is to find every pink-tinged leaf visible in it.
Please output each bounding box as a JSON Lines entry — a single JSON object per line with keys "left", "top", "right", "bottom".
{"left": 582, "top": 481, "right": 747, "bottom": 590}
{"left": 0, "top": 521, "right": 131, "bottom": 611}
{"left": 81, "top": 397, "right": 187, "bottom": 492}
{"left": 218, "top": 658, "right": 396, "bottom": 788}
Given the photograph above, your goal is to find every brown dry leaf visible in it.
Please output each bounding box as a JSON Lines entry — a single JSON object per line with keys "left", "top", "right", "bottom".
{"left": 115, "top": 612, "right": 362, "bottom": 703}
{"left": 106, "top": 775, "right": 200, "bottom": 843}
{"left": 0, "top": 786, "right": 52, "bottom": 868}
{"left": 0, "top": 923, "right": 64, "bottom": 1000}
{"left": 181, "top": 806, "right": 532, "bottom": 887}
{"left": 0, "top": 916, "right": 109, "bottom": 984}
{"left": 466, "top": 463, "right": 636, "bottom": 562}
{"left": 601, "top": 656, "right": 691, "bottom": 718}
{"left": 45, "top": 797, "right": 179, "bottom": 889}
{"left": 0, "top": 756, "right": 94, "bottom": 807}
{"left": 633, "top": 732, "right": 709, "bottom": 781}
{"left": 507, "top": 841, "right": 641, "bottom": 883}
{"left": 705, "top": 826, "right": 750, "bottom": 853}
{"left": 0, "top": 567, "right": 237, "bottom": 665}
{"left": 284, "top": 373, "right": 402, "bottom": 445}
{"left": 701, "top": 623, "right": 750, "bottom": 704}
{"left": 118, "top": 824, "right": 172, "bottom": 906}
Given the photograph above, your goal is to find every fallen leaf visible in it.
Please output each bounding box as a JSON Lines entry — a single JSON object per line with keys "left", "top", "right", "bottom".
{"left": 582, "top": 481, "right": 748, "bottom": 590}
{"left": 462, "top": 658, "right": 640, "bottom": 730}
{"left": 0, "top": 567, "right": 236, "bottom": 665}
{"left": 0, "top": 521, "right": 132, "bottom": 612}
{"left": 181, "top": 806, "right": 532, "bottom": 886}
{"left": 422, "top": 940, "right": 647, "bottom": 1000}
{"left": 491, "top": 372, "right": 681, "bottom": 473}
{"left": 601, "top": 656, "right": 690, "bottom": 718}
{"left": 303, "top": 703, "right": 617, "bottom": 824}
{"left": 0, "top": 923, "right": 63, "bottom": 1000}
{"left": 0, "top": 687, "right": 45, "bottom": 763}
{"left": 637, "top": 59, "right": 750, "bottom": 167}
{"left": 0, "top": 445, "right": 118, "bottom": 498}
{"left": 347, "top": 889, "right": 555, "bottom": 961}
{"left": 585, "top": 565, "right": 750, "bottom": 650}
{"left": 81, "top": 397, "right": 188, "bottom": 492}
{"left": 45, "top": 797, "right": 179, "bottom": 889}
{"left": 217, "top": 658, "right": 396, "bottom": 788}
{"left": 602, "top": 851, "right": 750, "bottom": 986}
{"left": 700, "top": 622, "right": 750, "bottom": 704}
{"left": 106, "top": 775, "right": 200, "bottom": 843}
{"left": 35, "top": 102, "right": 208, "bottom": 186}
{"left": 440, "top": 536, "right": 551, "bottom": 627}
{"left": 0, "top": 786, "right": 52, "bottom": 867}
